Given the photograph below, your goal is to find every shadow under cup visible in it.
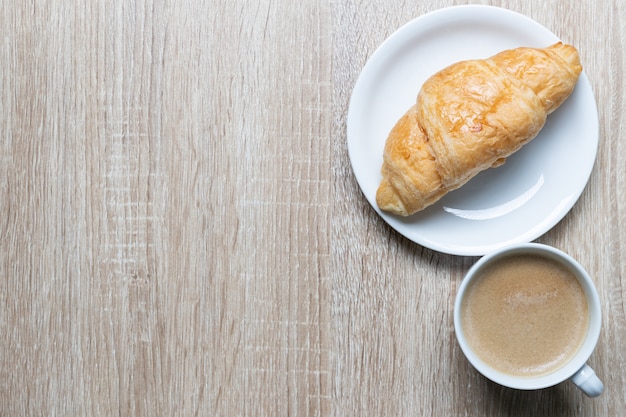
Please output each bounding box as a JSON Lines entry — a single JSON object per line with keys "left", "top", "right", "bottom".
{"left": 453, "top": 243, "right": 602, "bottom": 393}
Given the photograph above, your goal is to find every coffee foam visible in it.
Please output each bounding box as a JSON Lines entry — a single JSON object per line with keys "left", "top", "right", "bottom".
{"left": 461, "top": 254, "right": 589, "bottom": 377}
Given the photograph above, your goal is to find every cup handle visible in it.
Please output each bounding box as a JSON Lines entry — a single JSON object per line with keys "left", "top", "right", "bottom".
{"left": 571, "top": 364, "right": 604, "bottom": 397}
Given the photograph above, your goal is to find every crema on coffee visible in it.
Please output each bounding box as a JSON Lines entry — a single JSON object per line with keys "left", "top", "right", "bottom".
{"left": 461, "top": 254, "right": 589, "bottom": 377}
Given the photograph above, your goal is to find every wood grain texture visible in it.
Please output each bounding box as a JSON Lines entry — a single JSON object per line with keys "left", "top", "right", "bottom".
{"left": 0, "top": 0, "right": 624, "bottom": 416}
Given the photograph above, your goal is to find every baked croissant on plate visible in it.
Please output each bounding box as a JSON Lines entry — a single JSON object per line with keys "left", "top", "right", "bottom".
{"left": 376, "top": 42, "right": 582, "bottom": 216}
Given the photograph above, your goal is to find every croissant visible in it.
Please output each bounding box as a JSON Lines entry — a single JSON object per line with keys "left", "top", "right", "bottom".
{"left": 376, "top": 42, "right": 582, "bottom": 216}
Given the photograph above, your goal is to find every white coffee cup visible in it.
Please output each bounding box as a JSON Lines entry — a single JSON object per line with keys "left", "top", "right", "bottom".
{"left": 454, "top": 243, "right": 603, "bottom": 397}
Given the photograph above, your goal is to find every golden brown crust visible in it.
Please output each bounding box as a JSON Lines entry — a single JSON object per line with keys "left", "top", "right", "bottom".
{"left": 376, "top": 42, "right": 582, "bottom": 216}
{"left": 376, "top": 105, "right": 446, "bottom": 215}
{"left": 490, "top": 43, "right": 582, "bottom": 114}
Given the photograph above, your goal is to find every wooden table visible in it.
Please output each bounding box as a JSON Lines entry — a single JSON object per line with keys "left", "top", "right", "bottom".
{"left": 1, "top": 1, "right": 624, "bottom": 415}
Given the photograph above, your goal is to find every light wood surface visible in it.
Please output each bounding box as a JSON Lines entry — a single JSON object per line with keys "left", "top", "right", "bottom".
{"left": 1, "top": 1, "right": 624, "bottom": 416}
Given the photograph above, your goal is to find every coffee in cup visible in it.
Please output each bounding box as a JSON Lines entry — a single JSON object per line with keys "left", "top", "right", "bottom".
{"left": 454, "top": 243, "right": 603, "bottom": 396}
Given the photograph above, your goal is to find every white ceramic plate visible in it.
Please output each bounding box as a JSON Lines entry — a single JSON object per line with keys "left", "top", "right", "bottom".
{"left": 347, "top": 5, "right": 598, "bottom": 256}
